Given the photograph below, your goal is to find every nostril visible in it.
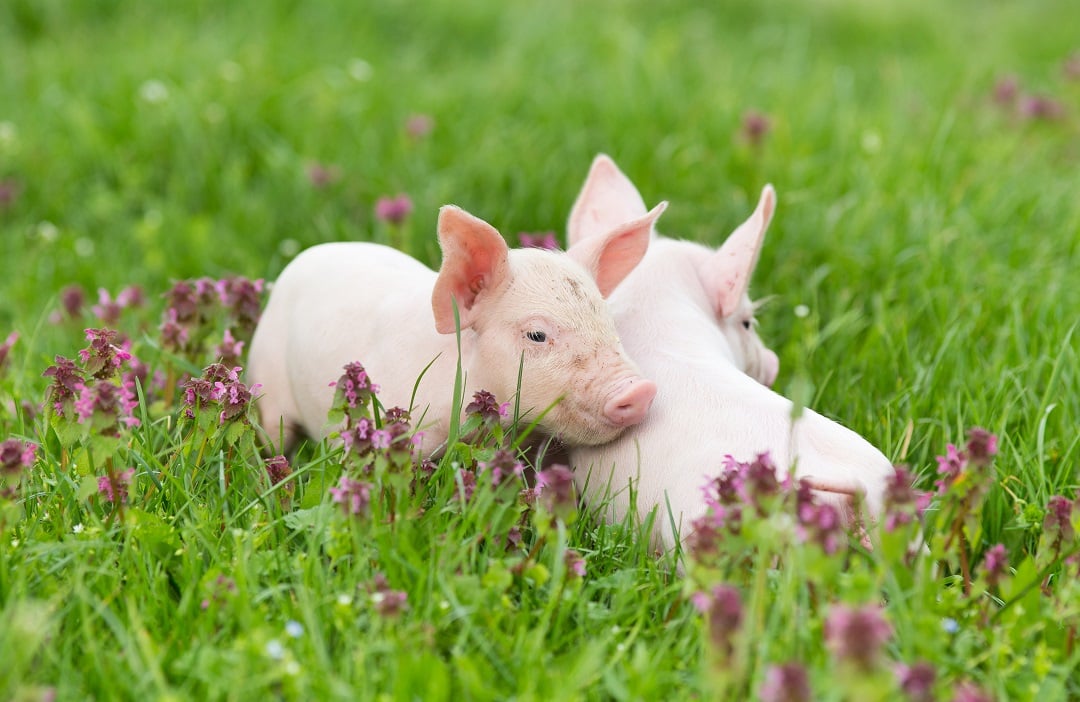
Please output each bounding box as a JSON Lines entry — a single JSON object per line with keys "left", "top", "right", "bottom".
{"left": 603, "top": 379, "right": 657, "bottom": 426}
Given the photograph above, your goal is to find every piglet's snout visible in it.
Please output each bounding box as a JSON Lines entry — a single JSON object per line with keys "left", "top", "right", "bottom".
{"left": 762, "top": 350, "right": 780, "bottom": 388}
{"left": 602, "top": 378, "right": 657, "bottom": 427}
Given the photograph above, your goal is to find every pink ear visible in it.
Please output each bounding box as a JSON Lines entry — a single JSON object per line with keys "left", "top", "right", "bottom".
{"left": 567, "top": 201, "right": 667, "bottom": 298}
{"left": 566, "top": 154, "right": 650, "bottom": 247}
{"left": 431, "top": 206, "right": 510, "bottom": 334}
{"left": 702, "top": 185, "right": 776, "bottom": 318}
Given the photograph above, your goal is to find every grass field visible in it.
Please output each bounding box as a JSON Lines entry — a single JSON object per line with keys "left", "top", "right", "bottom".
{"left": 2, "top": 0, "right": 1079, "bottom": 699}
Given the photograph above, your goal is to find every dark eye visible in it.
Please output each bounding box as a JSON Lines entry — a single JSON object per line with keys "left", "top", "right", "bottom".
{"left": 742, "top": 319, "right": 752, "bottom": 330}
{"left": 526, "top": 330, "right": 547, "bottom": 343}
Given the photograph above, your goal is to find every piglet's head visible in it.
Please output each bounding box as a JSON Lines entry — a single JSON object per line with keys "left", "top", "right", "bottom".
{"left": 431, "top": 204, "right": 663, "bottom": 445}
{"left": 568, "top": 154, "right": 780, "bottom": 387}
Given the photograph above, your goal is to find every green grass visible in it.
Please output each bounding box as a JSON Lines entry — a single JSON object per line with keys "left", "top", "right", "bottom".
{"left": 2, "top": 0, "right": 1079, "bottom": 699}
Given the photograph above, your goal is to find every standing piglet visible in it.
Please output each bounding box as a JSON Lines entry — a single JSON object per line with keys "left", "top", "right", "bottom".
{"left": 248, "top": 203, "right": 665, "bottom": 453}
{"left": 566, "top": 155, "right": 896, "bottom": 552}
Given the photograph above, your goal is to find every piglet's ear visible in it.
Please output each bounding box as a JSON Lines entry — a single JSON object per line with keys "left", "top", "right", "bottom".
{"left": 567, "top": 154, "right": 649, "bottom": 247}
{"left": 702, "top": 185, "right": 776, "bottom": 318}
{"left": 431, "top": 206, "right": 510, "bottom": 334}
{"left": 567, "top": 201, "right": 667, "bottom": 298}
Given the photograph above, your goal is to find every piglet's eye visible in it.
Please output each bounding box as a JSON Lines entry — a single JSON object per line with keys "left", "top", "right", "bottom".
{"left": 526, "top": 330, "right": 547, "bottom": 343}
{"left": 741, "top": 319, "right": 752, "bottom": 330}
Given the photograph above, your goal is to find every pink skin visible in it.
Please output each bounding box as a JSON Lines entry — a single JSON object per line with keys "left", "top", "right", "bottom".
{"left": 248, "top": 203, "right": 663, "bottom": 453}
{"left": 565, "top": 155, "right": 894, "bottom": 553}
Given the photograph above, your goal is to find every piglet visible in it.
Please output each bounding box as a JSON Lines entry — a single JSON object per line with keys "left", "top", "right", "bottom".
{"left": 248, "top": 203, "right": 665, "bottom": 453}
{"left": 566, "top": 155, "right": 895, "bottom": 553}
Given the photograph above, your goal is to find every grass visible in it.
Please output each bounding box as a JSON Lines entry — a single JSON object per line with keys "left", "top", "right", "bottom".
{"left": 2, "top": 0, "right": 1079, "bottom": 699}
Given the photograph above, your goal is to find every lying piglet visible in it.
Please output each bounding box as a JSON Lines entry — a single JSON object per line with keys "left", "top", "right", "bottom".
{"left": 565, "top": 155, "right": 895, "bottom": 552}
{"left": 248, "top": 202, "right": 665, "bottom": 454}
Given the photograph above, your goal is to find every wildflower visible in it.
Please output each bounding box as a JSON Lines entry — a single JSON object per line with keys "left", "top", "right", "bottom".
{"left": 342, "top": 417, "right": 375, "bottom": 456}
{"left": 823, "top": 603, "right": 892, "bottom": 670}
{"left": 895, "top": 661, "right": 936, "bottom": 702}
{"left": 504, "top": 526, "right": 523, "bottom": 550}
{"left": 760, "top": 662, "right": 812, "bottom": 702}
{"left": 367, "top": 573, "right": 408, "bottom": 617}
{"left": 564, "top": 549, "right": 586, "bottom": 578}
{"left": 374, "top": 194, "right": 413, "bottom": 225}
{"left": 215, "top": 276, "right": 264, "bottom": 330}
{"left": 983, "top": 543, "right": 1008, "bottom": 587}
{"left": 992, "top": 74, "right": 1019, "bottom": 106}
{"left": 405, "top": 114, "right": 434, "bottom": 139}
{"left": 934, "top": 443, "right": 966, "bottom": 494}
{"left": 941, "top": 618, "right": 959, "bottom": 634}
{"left": 0, "top": 331, "right": 17, "bottom": 374}
{"left": 265, "top": 455, "right": 292, "bottom": 486}
{"left": 79, "top": 328, "right": 132, "bottom": 379}
{"left": 285, "top": 620, "right": 304, "bottom": 638}
{"left": 72, "top": 523, "right": 84, "bottom": 534}
{"left": 691, "top": 584, "right": 743, "bottom": 656}
{"left": 741, "top": 110, "right": 771, "bottom": 145}
{"left": 116, "top": 285, "right": 145, "bottom": 308}
{"left": 883, "top": 466, "right": 932, "bottom": 532}
{"left": 91, "top": 289, "right": 123, "bottom": 325}
{"left": 1042, "top": 495, "right": 1076, "bottom": 553}
{"left": 0, "top": 438, "right": 36, "bottom": 476}
{"left": 965, "top": 427, "right": 997, "bottom": 467}
{"left": 73, "top": 378, "right": 141, "bottom": 430}
{"left": 465, "top": 389, "right": 509, "bottom": 423}
{"left": 97, "top": 468, "right": 136, "bottom": 503}
{"left": 214, "top": 328, "right": 245, "bottom": 366}
{"left": 330, "top": 362, "right": 380, "bottom": 411}
{"left": 60, "top": 285, "right": 86, "bottom": 319}
{"left": 159, "top": 308, "right": 189, "bottom": 350}
{"left": 797, "top": 497, "right": 844, "bottom": 555}
{"left": 536, "top": 464, "right": 577, "bottom": 520}
{"left": 216, "top": 374, "right": 257, "bottom": 423}
{"left": 164, "top": 280, "right": 200, "bottom": 323}
{"left": 329, "top": 475, "right": 373, "bottom": 516}
{"left": 518, "top": 231, "right": 560, "bottom": 250}
{"left": 1018, "top": 95, "right": 1065, "bottom": 121}
{"left": 1065, "top": 52, "right": 1080, "bottom": 81}
{"left": 306, "top": 162, "right": 341, "bottom": 188}
{"left": 0, "top": 178, "right": 20, "bottom": 209}
{"left": 264, "top": 639, "right": 286, "bottom": 660}
{"left": 480, "top": 449, "right": 525, "bottom": 486}
{"left": 952, "top": 682, "right": 992, "bottom": 702}
{"left": 455, "top": 468, "right": 477, "bottom": 503}
{"left": 739, "top": 452, "right": 781, "bottom": 513}
{"left": 43, "top": 356, "right": 85, "bottom": 413}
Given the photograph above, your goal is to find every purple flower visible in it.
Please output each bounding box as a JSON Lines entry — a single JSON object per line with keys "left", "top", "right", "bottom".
{"left": 742, "top": 110, "right": 772, "bottom": 145}
{"left": 0, "top": 438, "right": 37, "bottom": 476}
{"left": 116, "top": 285, "right": 145, "bottom": 308}
{"left": 367, "top": 575, "right": 409, "bottom": 617}
{"left": 465, "top": 389, "right": 509, "bottom": 424}
{"left": 43, "top": 356, "right": 85, "bottom": 413}
{"left": 91, "top": 288, "right": 123, "bottom": 325}
{"left": 983, "top": 543, "right": 1008, "bottom": 587}
{"left": 216, "top": 276, "right": 265, "bottom": 330}
{"left": 455, "top": 468, "right": 477, "bottom": 503}
{"left": 691, "top": 584, "right": 743, "bottom": 655}
{"left": 1042, "top": 495, "right": 1076, "bottom": 553}
{"left": 934, "top": 443, "right": 966, "bottom": 494}
{"left": 0, "top": 331, "right": 17, "bottom": 374}
{"left": 965, "top": 428, "right": 997, "bottom": 467}
{"left": 330, "top": 362, "right": 380, "bottom": 410}
{"left": 215, "top": 328, "right": 245, "bottom": 367}
{"left": 159, "top": 308, "right": 190, "bottom": 351}
{"left": 79, "top": 328, "right": 132, "bottom": 380}
{"left": 480, "top": 449, "right": 525, "bottom": 486}
{"left": 164, "top": 280, "right": 200, "bottom": 323}
{"left": 883, "top": 466, "right": 932, "bottom": 532}
{"left": 740, "top": 452, "right": 781, "bottom": 513}
{"left": 896, "top": 661, "right": 936, "bottom": 702}
{"left": 536, "top": 464, "right": 577, "bottom": 520}
{"left": 265, "top": 455, "right": 291, "bottom": 486}
{"left": 1065, "top": 52, "right": 1080, "bottom": 81}
{"left": 823, "top": 603, "right": 893, "bottom": 670}
{"left": 73, "top": 378, "right": 141, "bottom": 431}
{"left": 405, "top": 114, "right": 434, "bottom": 139}
{"left": 1018, "top": 95, "right": 1065, "bottom": 121}
{"left": 374, "top": 194, "right": 413, "bottom": 225}
{"left": 60, "top": 285, "right": 86, "bottom": 319}
{"left": 0, "top": 178, "right": 21, "bottom": 210}
{"left": 97, "top": 468, "right": 136, "bottom": 503}
{"left": 952, "top": 682, "right": 993, "bottom": 702}
{"left": 798, "top": 497, "right": 844, "bottom": 555}
{"left": 306, "top": 162, "right": 341, "bottom": 188}
{"left": 563, "top": 549, "right": 586, "bottom": 578}
{"left": 760, "top": 662, "right": 811, "bottom": 702}
{"left": 329, "top": 476, "right": 373, "bottom": 516}
{"left": 518, "top": 232, "right": 561, "bottom": 250}
{"left": 992, "top": 74, "right": 1019, "bottom": 106}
